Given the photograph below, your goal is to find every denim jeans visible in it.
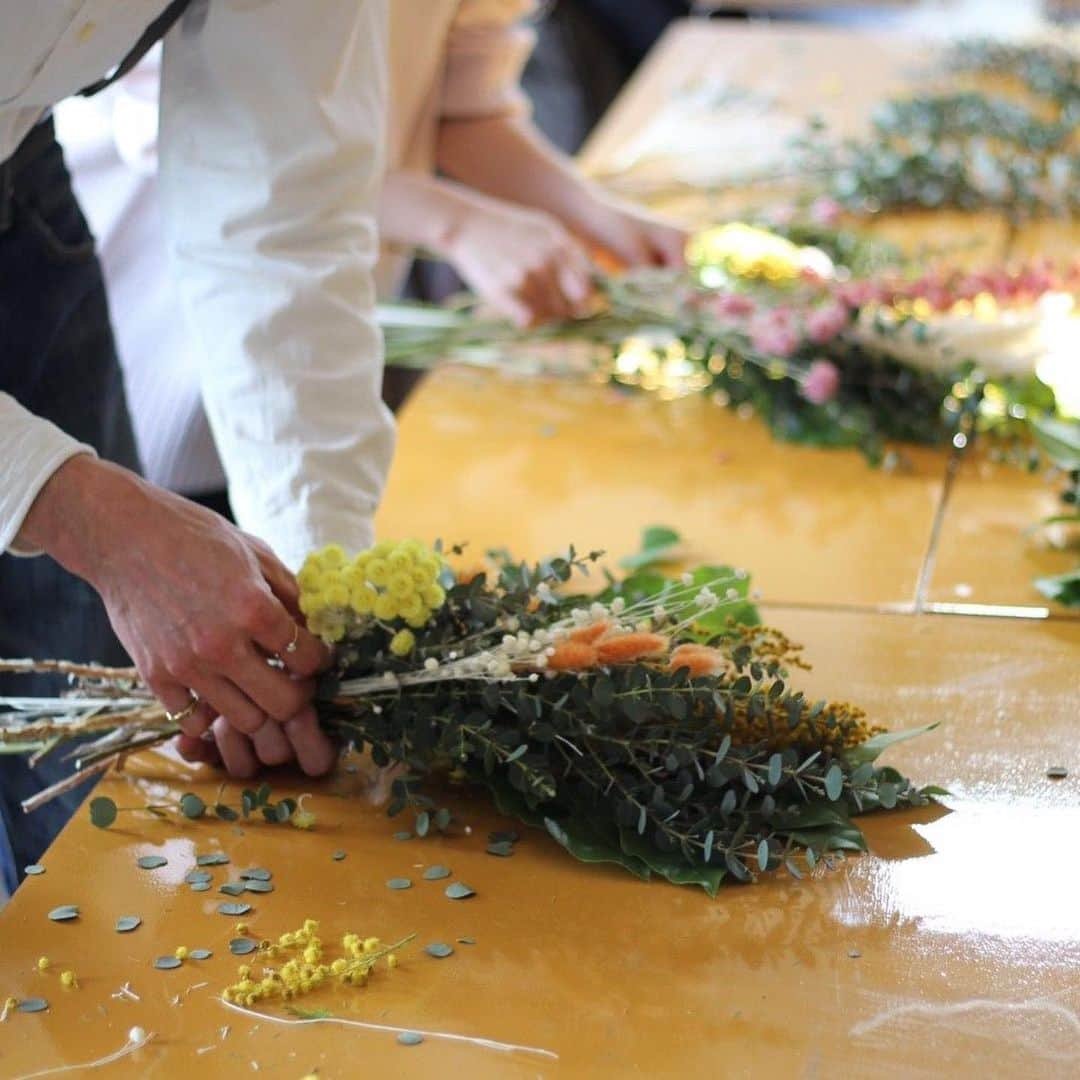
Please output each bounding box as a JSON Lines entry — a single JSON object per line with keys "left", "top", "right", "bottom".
{"left": 0, "top": 120, "right": 140, "bottom": 895}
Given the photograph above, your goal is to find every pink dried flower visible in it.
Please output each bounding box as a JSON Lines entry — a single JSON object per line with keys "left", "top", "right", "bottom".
{"left": 806, "top": 301, "right": 849, "bottom": 345}
{"left": 809, "top": 197, "right": 842, "bottom": 227}
{"left": 711, "top": 292, "right": 756, "bottom": 320}
{"left": 802, "top": 360, "right": 841, "bottom": 405}
{"left": 750, "top": 319, "right": 800, "bottom": 358}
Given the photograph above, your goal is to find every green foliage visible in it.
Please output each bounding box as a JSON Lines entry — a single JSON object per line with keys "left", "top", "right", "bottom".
{"left": 318, "top": 557, "right": 937, "bottom": 892}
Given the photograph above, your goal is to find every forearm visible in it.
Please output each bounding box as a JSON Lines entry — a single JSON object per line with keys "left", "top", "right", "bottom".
{"left": 436, "top": 115, "right": 603, "bottom": 238}
{"left": 380, "top": 170, "right": 506, "bottom": 257}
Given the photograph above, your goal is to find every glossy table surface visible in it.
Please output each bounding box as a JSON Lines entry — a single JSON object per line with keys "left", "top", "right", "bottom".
{"left": 3, "top": 17, "right": 1080, "bottom": 1080}
{"left": 1, "top": 610, "right": 1077, "bottom": 1079}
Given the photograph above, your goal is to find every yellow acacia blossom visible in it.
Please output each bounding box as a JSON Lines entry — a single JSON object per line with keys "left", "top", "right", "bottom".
{"left": 687, "top": 223, "right": 807, "bottom": 285}
{"left": 222, "top": 918, "right": 411, "bottom": 1008}
{"left": 298, "top": 539, "right": 448, "bottom": 644}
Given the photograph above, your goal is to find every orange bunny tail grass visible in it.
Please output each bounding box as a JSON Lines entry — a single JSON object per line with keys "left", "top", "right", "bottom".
{"left": 669, "top": 643, "right": 726, "bottom": 678}
{"left": 568, "top": 620, "right": 613, "bottom": 645}
{"left": 596, "top": 632, "right": 669, "bottom": 664}
{"left": 547, "top": 641, "right": 601, "bottom": 672}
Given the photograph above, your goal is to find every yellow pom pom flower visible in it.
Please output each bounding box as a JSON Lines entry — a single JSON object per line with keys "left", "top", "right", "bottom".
{"left": 399, "top": 594, "right": 427, "bottom": 625}
{"left": 387, "top": 571, "right": 415, "bottom": 600}
{"left": 365, "top": 558, "right": 390, "bottom": 586}
{"left": 373, "top": 593, "right": 399, "bottom": 621}
{"left": 389, "top": 629, "right": 415, "bottom": 657}
{"left": 350, "top": 583, "right": 378, "bottom": 615}
{"left": 422, "top": 584, "right": 446, "bottom": 609}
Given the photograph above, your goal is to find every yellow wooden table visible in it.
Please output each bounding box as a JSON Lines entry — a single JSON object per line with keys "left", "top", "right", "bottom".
{"left": 1, "top": 611, "right": 1077, "bottom": 1079}
{"left": 3, "top": 19, "right": 1080, "bottom": 1080}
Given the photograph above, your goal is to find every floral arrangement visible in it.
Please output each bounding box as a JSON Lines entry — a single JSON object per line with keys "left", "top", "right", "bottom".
{"left": 792, "top": 39, "right": 1080, "bottom": 223}
{"left": 381, "top": 222, "right": 1077, "bottom": 467}
{"left": 0, "top": 537, "right": 941, "bottom": 893}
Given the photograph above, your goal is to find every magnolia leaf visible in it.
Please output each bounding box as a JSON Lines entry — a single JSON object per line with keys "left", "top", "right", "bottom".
{"left": 843, "top": 722, "right": 940, "bottom": 767}
{"left": 1030, "top": 415, "right": 1080, "bottom": 469}
{"left": 1034, "top": 568, "right": 1080, "bottom": 608}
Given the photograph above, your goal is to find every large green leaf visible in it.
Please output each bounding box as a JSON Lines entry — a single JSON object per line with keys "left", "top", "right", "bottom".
{"left": 619, "top": 525, "right": 684, "bottom": 570}
{"left": 618, "top": 830, "right": 730, "bottom": 895}
{"left": 1030, "top": 416, "right": 1080, "bottom": 470}
{"left": 843, "top": 722, "right": 939, "bottom": 767}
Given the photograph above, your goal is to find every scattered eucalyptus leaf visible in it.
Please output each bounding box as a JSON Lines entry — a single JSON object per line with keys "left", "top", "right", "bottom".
{"left": 153, "top": 956, "right": 182, "bottom": 970}
{"left": 214, "top": 804, "right": 239, "bottom": 822}
{"left": 457, "top": 936, "right": 477, "bottom": 945}
{"left": 16, "top": 998, "right": 49, "bottom": 1013}
{"left": 445, "top": 882, "right": 475, "bottom": 900}
{"left": 189, "top": 949, "right": 213, "bottom": 961}
{"left": 415, "top": 811, "right": 430, "bottom": 838}
{"left": 196, "top": 852, "right": 230, "bottom": 866}
{"left": 190, "top": 882, "right": 211, "bottom": 892}
{"left": 115, "top": 916, "right": 141, "bottom": 933}
{"left": 179, "top": 793, "right": 206, "bottom": 819}
{"left": 422, "top": 865, "right": 451, "bottom": 881}
{"left": 392, "top": 831, "right": 413, "bottom": 842}
{"left": 136, "top": 855, "right": 168, "bottom": 870}
{"left": 848, "top": 948, "right": 862, "bottom": 959}
{"left": 332, "top": 850, "right": 347, "bottom": 862}
{"left": 244, "top": 880, "right": 274, "bottom": 894}
{"left": 485, "top": 840, "right": 514, "bottom": 857}
{"left": 184, "top": 870, "right": 212, "bottom": 885}
{"left": 424, "top": 943, "right": 454, "bottom": 959}
{"left": 1047, "top": 766, "right": 1068, "bottom": 779}
{"left": 397, "top": 1031, "right": 424, "bottom": 1046}
{"left": 488, "top": 830, "right": 519, "bottom": 845}
{"left": 89, "top": 796, "right": 117, "bottom": 829}
{"left": 219, "top": 882, "right": 247, "bottom": 897}
{"left": 229, "top": 938, "right": 257, "bottom": 956}
{"left": 24, "top": 864, "right": 45, "bottom": 876}
{"left": 239, "top": 868, "right": 271, "bottom": 881}
{"left": 387, "top": 878, "right": 412, "bottom": 891}
{"left": 47, "top": 905, "right": 79, "bottom": 922}
{"left": 434, "top": 808, "right": 452, "bottom": 831}
{"left": 217, "top": 902, "right": 252, "bottom": 916}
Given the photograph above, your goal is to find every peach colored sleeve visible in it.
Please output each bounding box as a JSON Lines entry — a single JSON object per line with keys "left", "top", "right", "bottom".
{"left": 439, "top": 0, "right": 538, "bottom": 120}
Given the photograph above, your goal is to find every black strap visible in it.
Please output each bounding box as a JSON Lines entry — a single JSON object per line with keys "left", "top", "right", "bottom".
{"left": 78, "top": 0, "right": 194, "bottom": 98}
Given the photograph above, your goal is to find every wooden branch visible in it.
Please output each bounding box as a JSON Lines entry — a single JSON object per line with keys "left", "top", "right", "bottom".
{"left": 0, "top": 657, "right": 140, "bottom": 683}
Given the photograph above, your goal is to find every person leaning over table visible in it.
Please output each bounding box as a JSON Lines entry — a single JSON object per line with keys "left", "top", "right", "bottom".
{"left": 0, "top": 0, "right": 395, "bottom": 893}
{"left": 50, "top": 0, "right": 689, "bottom": 517}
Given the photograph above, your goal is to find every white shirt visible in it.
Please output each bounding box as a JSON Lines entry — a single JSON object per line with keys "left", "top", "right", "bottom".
{"left": 0, "top": 1, "right": 395, "bottom": 571}
{"left": 46, "top": 1, "right": 533, "bottom": 503}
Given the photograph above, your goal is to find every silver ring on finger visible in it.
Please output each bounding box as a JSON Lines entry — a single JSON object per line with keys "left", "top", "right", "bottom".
{"left": 283, "top": 622, "right": 300, "bottom": 655}
{"left": 165, "top": 690, "right": 200, "bottom": 725}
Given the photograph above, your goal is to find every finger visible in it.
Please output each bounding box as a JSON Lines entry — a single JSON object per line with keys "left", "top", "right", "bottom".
{"left": 212, "top": 716, "right": 259, "bottom": 779}
{"left": 251, "top": 718, "right": 294, "bottom": 767}
{"left": 228, "top": 644, "right": 314, "bottom": 723}
{"left": 155, "top": 681, "right": 214, "bottom": 739}
{"left": 249, "top": 538, "right": 302, "bottom": 619}
{"left": 556, "top": 245, "right": 595, "bottom": 314}
{"left": 186, "top": 671, "right": 267, "bottom": 736}
{"left": 175, "top": 731, "right": 222, "bottom": 767}
{"left": 282, "top": 706, "right": 337, "bottom": 777}
{"left": 495, "top": 290, "right": 534, "bottom": 328}
{"left": 648, "top": 224, "right": 688, "bottom": 267}
{"left": 253, "top": 618, "right": 329, "bottom": 680}
{"left": 524, "top": 266, "right": 571, "bottom": 325}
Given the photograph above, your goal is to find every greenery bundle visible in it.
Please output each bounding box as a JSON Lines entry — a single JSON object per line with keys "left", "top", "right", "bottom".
{"left": 0, "top": 537, "right": 942, "bottom": 893}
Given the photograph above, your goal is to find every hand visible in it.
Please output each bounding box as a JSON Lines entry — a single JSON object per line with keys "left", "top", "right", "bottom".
{"left": 444, "top": 201, "right": 594, "bottom": 328}
{"left": 576, "top": 195, "right": 688, "bottom": 271}
{"left": 18, "top": 456, "right": 337, "bottom": 778}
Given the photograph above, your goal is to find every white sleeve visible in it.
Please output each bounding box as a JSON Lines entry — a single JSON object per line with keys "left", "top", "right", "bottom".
{"left": 158, "top": 0, "right": 394, "bottom": 571}
{"left": 0, "top": 393, "right": 95, "bottom": 556}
